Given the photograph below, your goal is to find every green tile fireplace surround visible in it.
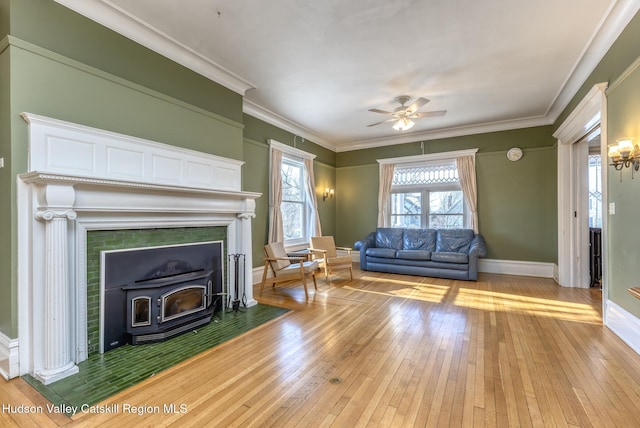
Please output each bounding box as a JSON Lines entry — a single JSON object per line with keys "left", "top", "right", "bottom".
{"left": 24, "top": 303, "right": 289, "bottom": 415}
{"left": 86, "top": 226, "right": 227, "bottom": 356}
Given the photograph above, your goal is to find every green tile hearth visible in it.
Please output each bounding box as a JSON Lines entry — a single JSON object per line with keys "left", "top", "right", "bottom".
{"left": 23, "top": 304, "right": 288, "bottom": 415}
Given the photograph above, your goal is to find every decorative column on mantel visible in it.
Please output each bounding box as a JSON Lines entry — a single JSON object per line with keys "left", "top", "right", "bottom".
{"left": 34, "top": 184, "right": 79, "bottom": 385}
{"left": 238, "top": 205, "right": 258, "bottom": 306}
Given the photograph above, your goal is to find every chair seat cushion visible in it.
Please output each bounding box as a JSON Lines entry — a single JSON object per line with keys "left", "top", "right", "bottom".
{"left": 277, "top": 260, "right": 318, "bottom": 276}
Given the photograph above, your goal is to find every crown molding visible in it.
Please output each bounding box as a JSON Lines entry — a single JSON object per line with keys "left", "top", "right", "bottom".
{"left": 55, "top": 0, "right": 255, "bottom": 95}
{"left": 544, "top": 0, "right": 640, "bottom": 122}
{"left": 242, "top": 99, "right": 337, "bottom": 152}
{"left": 55, "top": 0, "right": 640, "bottom": 154}
{"left": 337, "top": 115, "right": 552, "bottom": 153}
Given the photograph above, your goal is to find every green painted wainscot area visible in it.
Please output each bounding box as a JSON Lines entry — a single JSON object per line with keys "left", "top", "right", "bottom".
{"left": 23, "top": 304, "right": 289, "bottom": 416}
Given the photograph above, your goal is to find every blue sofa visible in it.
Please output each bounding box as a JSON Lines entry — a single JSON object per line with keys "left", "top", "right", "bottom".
{"left": 354, "top": 228, "right": 487, "bottom": 281}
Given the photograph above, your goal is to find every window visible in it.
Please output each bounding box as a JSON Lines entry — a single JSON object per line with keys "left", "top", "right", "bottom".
{"left": 390, "top": 161, "right": 465, "bottom": 229}
{"left": 268, "top": 139, "right": 319, "bottom": 248}
{"left": 588, "top": 154, "right": 602, "bottom": 228}
{"left": 281, "top": 156, "right": 307, "bottom": 243}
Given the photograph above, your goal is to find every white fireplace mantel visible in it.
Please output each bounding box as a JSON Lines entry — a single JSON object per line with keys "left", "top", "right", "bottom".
{"left": 9, "top": 113, "right": 261, "bottom": 383}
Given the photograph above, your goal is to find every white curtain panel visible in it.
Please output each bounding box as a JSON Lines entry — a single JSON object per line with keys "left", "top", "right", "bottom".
{"left": 268, "top": 148, "right": 284, "bottom": 243}
{"left": 456, "top": 155, "right": 479, "bottom": 233}
{"left": 377, "top": 163, "right": 395, "bottom": 227}
{"left": 304, "top": 158, "right": 322, "bottom": 238}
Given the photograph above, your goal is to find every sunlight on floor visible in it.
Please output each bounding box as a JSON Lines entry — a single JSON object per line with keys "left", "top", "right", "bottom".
{"left": 353, "top": 276, "right": 449, "bottom": 303}
{"left": 454, "top": 288, "right": 601, "bottom": 323}
{"left": 348, "top": 276, "right": 601, "bottom": 324}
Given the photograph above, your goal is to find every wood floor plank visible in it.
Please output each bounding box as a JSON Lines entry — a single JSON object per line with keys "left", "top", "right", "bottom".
{"left": 3, "top": 268, "right": 640, "bottom": 427}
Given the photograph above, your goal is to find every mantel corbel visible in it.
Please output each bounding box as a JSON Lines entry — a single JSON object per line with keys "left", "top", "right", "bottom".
{"left": 237, "top": 212, "right": 256, "bottom": 220}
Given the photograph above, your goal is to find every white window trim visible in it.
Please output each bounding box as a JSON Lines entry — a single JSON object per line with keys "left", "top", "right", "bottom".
{"left": 377, "top": 148, "right": 477, "bottom": 166}
{"left": 381, "top": 148, "right": 477, "bottom": 229}
{"left": 268, "top": 139, "right": 316, "bottom": 249}
{"left": 269, "top": 139, "right": 316, "bottom": 160}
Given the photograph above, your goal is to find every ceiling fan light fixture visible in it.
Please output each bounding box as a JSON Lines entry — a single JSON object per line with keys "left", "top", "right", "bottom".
{"left": 393, "top": 118, "right": 414, "bottom": 131}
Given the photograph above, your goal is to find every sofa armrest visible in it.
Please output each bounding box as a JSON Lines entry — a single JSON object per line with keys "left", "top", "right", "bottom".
{"left": 466, "top": 234, "right": 487, "bottom": 280}
{"left": 468, "top": 234, "right": 487, "bottom": 258}
{"left": 354, "top": 232, "right": 376, "bottom": 270}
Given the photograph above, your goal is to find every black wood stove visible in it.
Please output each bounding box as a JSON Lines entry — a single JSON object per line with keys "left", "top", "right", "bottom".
{"left": 102, "top": 242, "right": 223, "bottom": 352}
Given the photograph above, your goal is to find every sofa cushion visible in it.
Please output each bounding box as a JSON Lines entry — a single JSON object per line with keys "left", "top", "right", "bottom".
{"left": 366, "top": 248, "right": 397, "bottom": 258}
{"left": 431, "top": 251, "right": 469, "bottom": 264}
{"left": 436, "top": 229, "right": 475, "bottom": 253}
{"left": 375, "top": 228, "right": 404, "bottom": 250}
{"left": 403, "top": 229, "right": 436, "bottom": 251}
{"left": 396, "top": 250, "right": 432, "bottom": 260}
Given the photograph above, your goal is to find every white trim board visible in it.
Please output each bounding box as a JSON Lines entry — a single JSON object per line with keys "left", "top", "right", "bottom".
{"left": 478, "top": 259, "right": 557, "bottom": 279}
{"left": 251, "top": 257, "right": 557, "bottom": 285}
{"left": 605, "top": 300, "right": 640, "bottom": 356}
{"left": 0, "top": 332, "right": 19, "bottom": 380}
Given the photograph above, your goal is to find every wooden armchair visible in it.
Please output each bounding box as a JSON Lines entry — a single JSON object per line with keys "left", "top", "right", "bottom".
{"left": 310, "top": 236, "right": 353, "bottom": 284}
{"left": 260, "top": 242, "right": 319, "bottom": 299}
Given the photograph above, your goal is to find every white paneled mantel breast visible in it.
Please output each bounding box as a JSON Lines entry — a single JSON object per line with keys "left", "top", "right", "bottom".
{"left": 22, "top": 113, "right": 244, "bottom": 191}
{"left": 8, "top": 113, "right": 261, "bottom": 384}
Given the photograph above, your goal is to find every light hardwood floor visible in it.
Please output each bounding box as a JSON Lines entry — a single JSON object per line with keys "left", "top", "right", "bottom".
{"left": 2, "top": 268, "right": 640, "bottom": 427}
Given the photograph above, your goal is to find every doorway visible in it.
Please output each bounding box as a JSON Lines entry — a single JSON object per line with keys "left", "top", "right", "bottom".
{"left": 554, "top": 82, "right": 608, "bottom": 294}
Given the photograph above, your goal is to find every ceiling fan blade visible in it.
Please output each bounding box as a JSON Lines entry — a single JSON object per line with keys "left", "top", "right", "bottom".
{"left": 405, "top": 97, "right": 429, "bottom": 114}
{"left": 368, "top": 108, "right": 394, "bottom": 115}
{"left": 410, "top": 110, "right": 447, "bottom": 118}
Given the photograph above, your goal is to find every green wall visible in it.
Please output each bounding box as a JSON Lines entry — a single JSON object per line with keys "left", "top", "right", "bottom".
{"left": 336, "top": 127, "right": 558, "bottom": 262}
{"left": 0, "top": 9, "right": 12, "bottom": 337}
{"left": 242, "top": 114, "right": 337, "bottom": 265}
{"left": 8, "top": 0, "right": 241, "bottom": 123}
{"left": 605, "top": 66, "right": 640, "bottom": 317}
{"left": 476, "top": 146, "right": 557, "bottom": 261}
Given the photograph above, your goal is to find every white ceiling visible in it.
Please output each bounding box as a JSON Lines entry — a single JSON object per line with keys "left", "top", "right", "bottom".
{"left": 56, "top": 0, "right": 640, "bottom": 152}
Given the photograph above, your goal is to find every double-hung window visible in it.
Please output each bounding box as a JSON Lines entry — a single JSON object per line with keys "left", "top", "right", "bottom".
{"left": 269, "top": 139, "right": 319, "bottom": 248}
{"left": 281, "top": 155, "right": 308, "bottom": 245}
{"left": 390, "top": 160, "right": 466, "bottom": 229}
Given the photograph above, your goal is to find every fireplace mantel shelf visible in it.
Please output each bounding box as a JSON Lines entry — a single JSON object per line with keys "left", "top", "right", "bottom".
{"left": 21, "top": 171, "right": 262, "bottom": 200}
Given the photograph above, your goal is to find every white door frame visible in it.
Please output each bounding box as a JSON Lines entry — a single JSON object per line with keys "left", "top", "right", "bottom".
{"left": 553, "top": 83, "right": 608, "bottom": 292}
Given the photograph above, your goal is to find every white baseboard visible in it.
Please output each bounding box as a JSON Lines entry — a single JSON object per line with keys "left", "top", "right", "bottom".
{"left": 605, "top": 300, "right": 640, "bottom": 356}
{"left": 0, "top": 332, "right": 19, "bottom": 380}
{"left": 252, "top": 256, "right": 557, "bottom": 285}
{"left": 479, "top": 258, "right": 557, "bottom": 279}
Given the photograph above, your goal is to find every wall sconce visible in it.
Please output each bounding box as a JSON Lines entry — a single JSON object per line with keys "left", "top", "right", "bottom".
{"left": 608, "top": 138, "right": 640, "bottom": 180}
{"left": 323, "top": 188, "right": 334, "bottom": 201}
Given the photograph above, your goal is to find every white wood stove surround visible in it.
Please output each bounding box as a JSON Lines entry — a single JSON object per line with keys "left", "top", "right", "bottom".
{"left": 14, "top": 113, "right": 260, "bottom": 384}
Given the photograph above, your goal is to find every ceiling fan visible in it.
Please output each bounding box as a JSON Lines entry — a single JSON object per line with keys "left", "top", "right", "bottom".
{"left": 367, "top": 95, "right": 446, "bottom": 131}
